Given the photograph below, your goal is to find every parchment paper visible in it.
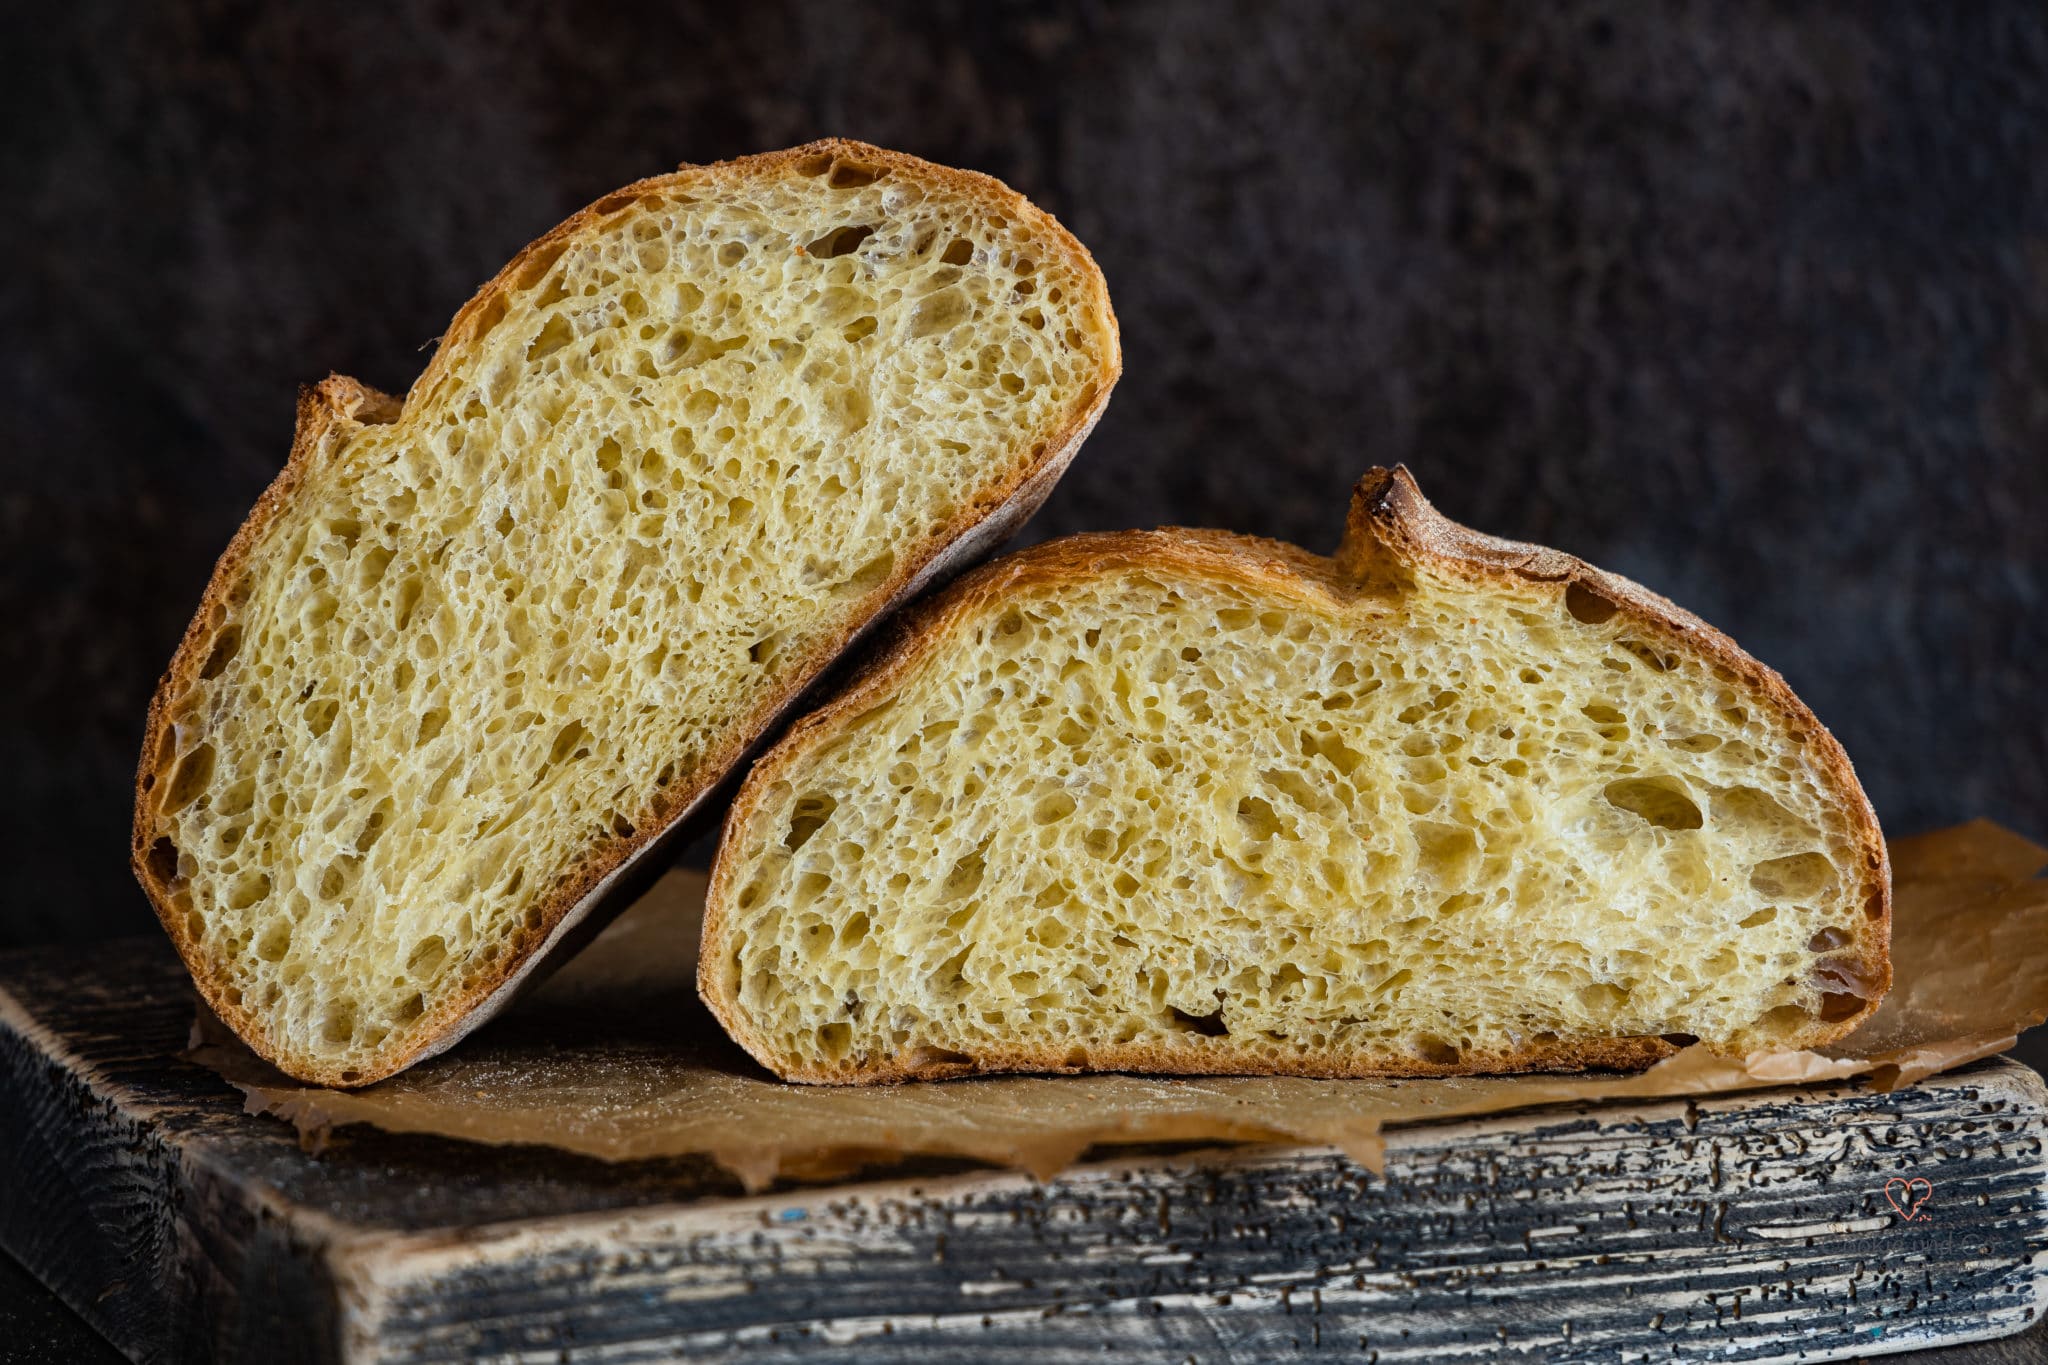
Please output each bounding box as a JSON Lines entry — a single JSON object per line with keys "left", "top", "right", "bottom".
{"left": 192, "top": 820, "right": 2048, "bottom": 1191}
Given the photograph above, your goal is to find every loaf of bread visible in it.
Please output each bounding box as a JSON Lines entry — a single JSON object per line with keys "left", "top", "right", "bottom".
{"left": 701, "top": 467, "right": 1889, "bottom": 1083}
{"left": 132, "top": 140, "right": 1120, "bottom": 1086}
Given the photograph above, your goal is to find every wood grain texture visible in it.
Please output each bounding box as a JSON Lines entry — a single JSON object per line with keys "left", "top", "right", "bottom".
{"left": 1, "top": 938, "right": 2043, "bottom": 1364}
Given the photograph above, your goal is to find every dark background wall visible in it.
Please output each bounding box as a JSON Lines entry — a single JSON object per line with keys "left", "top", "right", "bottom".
{"left": 2, "top": 2, "right": 2042, "bottom": 1060}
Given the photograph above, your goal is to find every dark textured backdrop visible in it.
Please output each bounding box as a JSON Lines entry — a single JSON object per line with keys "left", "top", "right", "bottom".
{"left": 3, "top": 3, "right": 2043, "bottom": 1061}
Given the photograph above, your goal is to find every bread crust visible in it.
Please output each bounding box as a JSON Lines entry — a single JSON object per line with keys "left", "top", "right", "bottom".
{"left": 131, "top": 140, "right": 1121, "bottom": 1087}
{"left": 700, "top": 466, "right": 1891, "bottom": 1085}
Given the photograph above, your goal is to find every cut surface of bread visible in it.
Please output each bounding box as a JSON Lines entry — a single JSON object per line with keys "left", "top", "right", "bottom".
{"left": 702, "top": 467, "right": 1889, "bottom": 1084}
{"left": 132, "top": 140, "right": 1120, "bottom": 1086}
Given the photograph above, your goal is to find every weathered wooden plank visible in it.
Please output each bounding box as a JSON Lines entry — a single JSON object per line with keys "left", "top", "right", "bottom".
{"left": 0, "top": 941, "right": 747, "bottom": 1365}
{"left": 1, "top": 938, "right": 2044, "bottom": 1364}
{"left": 331, "top": 1074, "right": 2048, "bottom": 1362}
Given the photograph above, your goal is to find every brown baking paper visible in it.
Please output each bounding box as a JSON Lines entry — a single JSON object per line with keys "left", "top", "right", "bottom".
{"left": 192, "top": 820, "right": 2048, "bottom": 1191}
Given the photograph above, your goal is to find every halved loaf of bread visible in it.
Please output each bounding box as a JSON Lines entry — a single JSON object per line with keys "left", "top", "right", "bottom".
{"left": 701, "top": 467, "right": 1889, "bottom": 1083}
{"left": 132, "top": 140, "right": 1120, "bottom": 1085}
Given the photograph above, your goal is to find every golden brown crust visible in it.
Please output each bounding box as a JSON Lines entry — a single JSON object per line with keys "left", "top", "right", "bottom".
{"left": 699, "top": 465, "right": 1891, "bottom": 1084}
{"left": 131, "top": 140, "right": 1121, "bottom": 1087}
{"left": 133, "top": 377, "right": 400, "bottom": 1083}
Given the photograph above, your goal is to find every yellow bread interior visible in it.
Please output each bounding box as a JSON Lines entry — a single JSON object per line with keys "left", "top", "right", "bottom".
{"left": 134, "top": 141, "right": 1118, "bottom": 1084}
{"left": 706, "top": 475, "right": 1887, "bottom": 1082}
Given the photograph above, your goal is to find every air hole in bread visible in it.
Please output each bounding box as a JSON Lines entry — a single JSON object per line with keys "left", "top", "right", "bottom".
{"left": 467, "top": 293, "right": 511, "bottom": 346}
{"left": 817, "top": 1021, "right": 853, "bottom": 1058}
{"left": 1413, "top": 1035, "right": 1460, "bottom": 1065}
{"left": 827, "top": 162, "right": 881, "bottom": 188}
{"left": 1812, "top": 953, "right": 1880, "bottom": 998}
{"left": 1565, "top": 581, "right": 1619, "bottom": 624}
{"left": 147, "top": 836, "right": 182, "bottom": 886}
{"left": 316, "top": 861, "right": 348, "bottom": 900}
{"left": 941, "top": 239, "right": 974, "bottom": 266}
{"left": 1235, "top": 796, "right": 1283, "bottom": 841}
{"left": 1033, "top": 792, "right": 1078, "bottom": 825}
{"left": 392, "top": 577, "right": 424, "bottom": 631}
{"left": 201, "top": 626, "right": 243, "bottom": 680}
{"left": 835, "top": 551, "right": 894, "bottom": 598}
{"left": 546, "top": 721, "right": 591, "bottom": 768}
{"left": 1373, "top": 968, "right": 1413, "bottom": 997}
{"left": 909, "top": 289, "right": 971, "bottom": 340}
{"left": 513, "top": 239, "right": 572, "bottom": 291}
{"left": 1751, "top": 852, "right": 1834, "bottom": 900}
{"left": 1806, "top": 926, "right": 1851, "bottom": 953}
{"left": 1603, "top": 777, "right": 1703, "bottom": 831}
{"left": 253, "top": 915, "right": 290, "bottom": 960}
{"left": 1713, "top": 785, "right": 1810, "bottom": 838}
{"left": 165, "top": 744, "right": 217, "bottom": 813}
{"left": 406, "top": 936, "right": 447, "bottom": 979}
{"left": 806, "top": 225, "right": 874, "bottom": 258}
{"left": 321, "top": 1001, "right": 357, "bottom": 1046}
{"left": 1622, "top": 640, "right": 1677, "bottom": 673}
{"left": 942, "top": 848, "right": 987, "bottom": 900}
{"left": 1169, "top": 1003, "right": 1229, "bottom": 1037}
{"left": 1758, "top": 1004, "right": 1812, "bottom": 1032}
{"left": 1580, "top": 702, "right": 1626, "bottom": 736}
{"left": 1578, "top": 982, "right": 1632, "bottom": 1011}
{"left": 785, "top": 794, "right": 837, "bottom": 851}
{"left": 304, "top": 697, "right": 340, "bottom": 738}
{"left": 525, "top": 314, "right": 575, "bottom": 363}
{"left": 1414, "top": 822, "right": 1479, "bottom": 885}
{"left": 415, "top": 709, "right": 448, "bottom": 746}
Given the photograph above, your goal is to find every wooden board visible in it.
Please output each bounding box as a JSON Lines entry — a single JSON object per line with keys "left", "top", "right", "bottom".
{"left": 1, "top": 937, "right": 2044, "bottom": 1364}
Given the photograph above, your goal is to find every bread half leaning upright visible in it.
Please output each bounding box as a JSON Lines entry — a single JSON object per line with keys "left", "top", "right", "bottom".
{"left": 133, "top": 140, "right": 1120, "bottom": 1085}
{"left": 702, "top": 467, "right": 1890, "bottom": 1083}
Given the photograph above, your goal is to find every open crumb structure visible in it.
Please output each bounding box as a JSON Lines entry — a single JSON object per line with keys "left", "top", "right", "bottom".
{"left": 703, "top": 468, "right": 1889, "bottom": 1083}
{"left": 133, "top": 140, "right": 1120, "bottom": 1085}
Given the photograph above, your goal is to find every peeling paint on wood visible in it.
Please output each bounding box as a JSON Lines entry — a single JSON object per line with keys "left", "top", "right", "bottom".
{"left": 1, "top": 939, "right": 2044, "bottom": 1363}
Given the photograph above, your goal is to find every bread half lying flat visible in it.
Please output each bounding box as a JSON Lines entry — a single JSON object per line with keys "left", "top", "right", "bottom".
{"left": 701, "top": 467, "right": 1889, "bottom": 1083}
{"left": 132, "top": 140, "right": 1120, "bottom": 1085}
